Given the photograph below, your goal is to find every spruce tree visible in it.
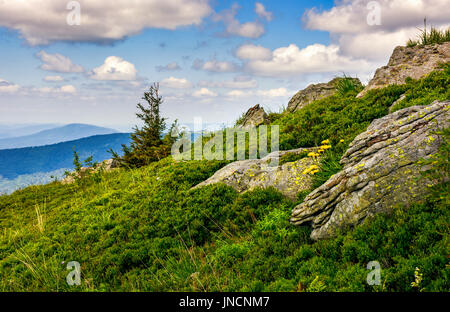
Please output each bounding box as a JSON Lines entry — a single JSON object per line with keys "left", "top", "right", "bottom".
{"left": 118, "top": 83, "right": 174, "bottom": 168}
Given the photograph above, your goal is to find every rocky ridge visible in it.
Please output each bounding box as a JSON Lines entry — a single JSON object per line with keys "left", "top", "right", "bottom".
{"left": 357, "top": 42, "right": 450, "bottom": 98}
{"left": 288, "top": 77, "right": 362, "bottom": 112}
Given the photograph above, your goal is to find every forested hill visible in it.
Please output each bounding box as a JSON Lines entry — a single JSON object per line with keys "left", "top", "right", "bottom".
{"left": 0, "top": 133, "right": 131, "bottom": 179}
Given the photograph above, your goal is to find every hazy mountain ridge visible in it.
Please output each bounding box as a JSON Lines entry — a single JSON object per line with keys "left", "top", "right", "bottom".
{"left": 0, "top": 133, "right": 131, "bottom": 181}
{"left": 0, "top": 123, "right": 118, "bottom": 150}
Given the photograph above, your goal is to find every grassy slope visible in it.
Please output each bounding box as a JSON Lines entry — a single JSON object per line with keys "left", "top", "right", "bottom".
{"left": 0, "top": 65, "right": 448, "bottom": 292}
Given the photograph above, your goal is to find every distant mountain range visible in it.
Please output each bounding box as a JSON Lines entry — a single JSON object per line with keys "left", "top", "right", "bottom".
{"left": 0, "top": 123, "right": 60, "bottom": 139}
{"left": 0, "top": 123, "right": 118, "bottom": 150}
{"left": 0, "top": 133, "right": 131, "bottom": 180}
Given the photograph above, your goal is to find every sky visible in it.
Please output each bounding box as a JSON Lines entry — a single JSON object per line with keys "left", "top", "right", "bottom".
{"left": 0, "top": 0, "right": 448, "bottom": 131}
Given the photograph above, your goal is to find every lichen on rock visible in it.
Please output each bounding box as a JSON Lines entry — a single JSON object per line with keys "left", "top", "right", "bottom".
{"left": 193, "top": 148, "right": 320, "bottom": 201}
{"left": 291, "top": 100, "right": 449, "bottom": 240}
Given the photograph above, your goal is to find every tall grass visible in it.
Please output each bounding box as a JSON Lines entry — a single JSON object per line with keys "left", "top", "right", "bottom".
{"left": 407, "top": 23, "right": 450, "bottom": 47}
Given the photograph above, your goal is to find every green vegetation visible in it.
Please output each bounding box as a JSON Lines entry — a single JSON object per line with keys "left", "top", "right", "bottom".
{"left": 407, "top": 24, "right": 450, "bottom": 47}
{"left": 0, "top": 65, "right": 449, "bottom": 292}
{"left": 112, "top": 83, "right": 178, "bottom": 168}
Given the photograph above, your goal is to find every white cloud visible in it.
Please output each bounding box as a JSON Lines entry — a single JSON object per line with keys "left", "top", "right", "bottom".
{"left": 214, "top": 4, "right": 265, "bottom": 38}
{"left": 193, "top": 88, "right": 217, "bottom": 97}
{"left": 37, "top": 51, "right": 84, "bottom": 73}
{"left": 33, "top": 85, "right": 76, "bottom": 95}
{"left": 193, "top": 58, "right": 239, "bottom": 73}
{"left": 257, "top": 88, "right": 290, "bottom": 97}
{"left": 0, "top": 0, "right": 212, "bottom": 45}
{"left": 0, "top": 79, "right": 20, "bottom": 93}
{"left": 156, "top": 62, "right": 181, "bottom": 72}
{"left": 198, "top": 76, "right": 258, "bottom": 89}
{"left": 243, "top": 43, "right": 371, "bottom": 77}
{"left": 226, "top": 90, "right": 247, "bottom": 97}
{"left": 236, "top": 44, "right": 272, "bottom": 60}
{"left": 304, "top": 0, "right": 450, "bottom": 61}
{"left": 160, "top": 77, "right": 193, "bottom": 89}
{"left": 255, "top": 3, "right": 273, "bottom": 22}
{"left": 90, "top": 56, "right": 137, "bottom": 81}
{"left": 44, "top": 75, "right": 65, "bottom": 82}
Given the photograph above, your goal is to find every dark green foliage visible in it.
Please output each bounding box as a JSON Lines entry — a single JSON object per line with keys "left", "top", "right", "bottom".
{"left": 117, "top": 83, "right": 176, "bottom": 168}
{"left": 335, "top": 76, "right": 363, "bottom": 96}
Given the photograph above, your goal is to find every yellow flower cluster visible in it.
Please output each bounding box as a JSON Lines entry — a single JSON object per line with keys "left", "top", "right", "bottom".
{"left": 302, "top": 164, "right": 319, "bottom": 175}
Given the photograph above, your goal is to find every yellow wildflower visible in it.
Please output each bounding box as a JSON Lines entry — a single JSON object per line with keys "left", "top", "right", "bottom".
{"left": 321, "top": 139, "right": 330, "bottom": 145}
{"left": 339, "top": 139, "right": 345, "bottom": 143}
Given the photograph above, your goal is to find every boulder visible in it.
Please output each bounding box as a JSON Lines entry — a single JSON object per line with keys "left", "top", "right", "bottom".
{"left": 357, "top": 42, "right": 450, "bottom": 98}
{"left": 238, "top": 104, "right": 268, "bottom": 129}
{"left": 61, "top": 158, "right": 119, "bottom": 185}
{"left": 288, "top": 77, "right": 362, "bottom": 112}
{"left": 193, "top": 148, "right": 319, "bottom": 201}
{"left": 291, "top": 100, "right": 449, "bottom": 240}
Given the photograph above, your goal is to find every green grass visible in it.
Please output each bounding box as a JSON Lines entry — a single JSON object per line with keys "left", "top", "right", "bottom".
{"left": 407, "top": 26, "right": 450, "bottom": 47}
{"left": 0, "top": 64, "right": 449, "bottom": 292}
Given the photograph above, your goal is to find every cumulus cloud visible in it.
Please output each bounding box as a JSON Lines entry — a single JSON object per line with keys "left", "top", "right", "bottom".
{"left": 255, "top": 3, "right": 273, "bottom": 22}
{"left": 226, "top": 90, "right": 247, "bottom": 98}
{"left": 33, "top": 85, "right": 76, "bottom": 95}
{"left": 0, "top": 0, "right": 212, "bottom": 45}
{"left": 304, "top": 0, "right": 450, "bottom": 61}
{"left": 193, "top": 88, "right": 217, "bottom": 97}
{"left": 90, "top": 56, "right": 137, "bottom": 81}
{"left": 160, "top": 77, "right": 193, "bottom": 89}
{"left": 235, "top": 44, "right": 272, "bottom": 60}
{"left": 37, "top": 51, "right": 84, "bottom": 73}
{"left": 257, "top": 87, "right": 290, "bottom": 97}
{"left": 193, "top": 58, "right": 239, "bottom": 73}
{"left": 198, "top": 76, "right": 258, "bottom": 89}
{"left": 156, "top": 62, "right": 181, "bottom": 72}
{"left": 243, "top": 43, "right": 371, "bottom": 77}
{"left": 214, "top": 3, "right": 266, "bottom": 38}
{"left": 0, "top": 79, "right": 20, "bottom": 93}
{"left": 44, "top": 75, "right": 65, "bottom": 82}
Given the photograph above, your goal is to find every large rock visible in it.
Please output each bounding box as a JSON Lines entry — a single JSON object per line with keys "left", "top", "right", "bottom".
{"left": 357, "top": 42, "right": 450, "bottom": 98}
{"left": 238, "top": 104, "right": 268, "bottom": 129}
{"left": 288, "top": 77, "right": 362, "bottom": 112}
{"left": 61, "top": 158, "right": 119, "bottom": 184}
{"left": 193, "top": 148, "right": 319, "bottom": 201}
{"left": 291, "top": 100, "right": 449, "bottom": 240}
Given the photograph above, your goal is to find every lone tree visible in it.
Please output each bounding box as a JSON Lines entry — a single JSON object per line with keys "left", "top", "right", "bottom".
{"left": 111, "top": 83, "right": 178, "bottom": 168}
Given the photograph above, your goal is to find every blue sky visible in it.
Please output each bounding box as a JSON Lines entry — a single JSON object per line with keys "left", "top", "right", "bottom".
{"left": 0, "top": 0, "right": 448, "bottom": 131}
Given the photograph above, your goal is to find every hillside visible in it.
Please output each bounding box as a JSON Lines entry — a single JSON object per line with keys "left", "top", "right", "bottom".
{"left": 0, "top": 123, "right": 118, "bottom": 150}
{"left": 0, "top": 59, "right": 448, "bottom": 292}
{"left": 0, "top": 133, "right": 131, "bottom": 180}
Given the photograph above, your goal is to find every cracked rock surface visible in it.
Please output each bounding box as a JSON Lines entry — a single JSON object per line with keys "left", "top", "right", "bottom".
{"left": 291, "top": 100, "right": 449, "bottom": 240}
{"left": 193, "top": 148, "right": 318, "bottom": 201}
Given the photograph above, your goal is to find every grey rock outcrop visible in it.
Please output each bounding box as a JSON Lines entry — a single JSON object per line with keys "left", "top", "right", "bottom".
{"left": 193, "top": 148, "right": 319, "bottom": 201}
{"left": 288, "top": 77, "right": 362, "bottom": 112}
{"left": 61, "top": 158, "right": 119, "bottom": 184}
{"left": 238, "top": 104, "right": 268, "bottom": 129}
{"left": 357, "top": 42, "right": 450, "bottom": 98}
{"left": 291, "top": 100, "right": 449, "bottom": 240}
